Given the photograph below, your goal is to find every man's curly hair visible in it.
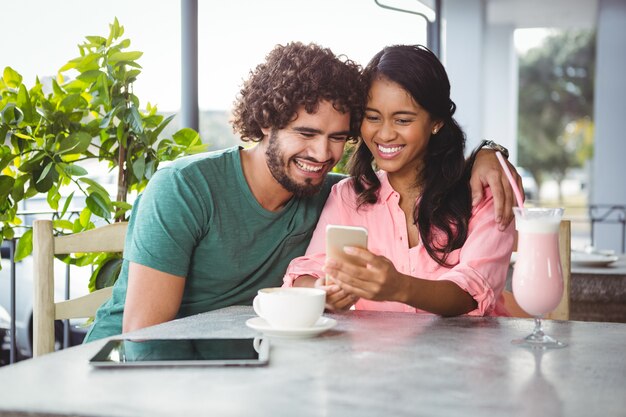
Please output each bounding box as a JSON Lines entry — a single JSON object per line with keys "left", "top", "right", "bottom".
{"left": 231, "top": 42, "right": 364, "bottom": 142}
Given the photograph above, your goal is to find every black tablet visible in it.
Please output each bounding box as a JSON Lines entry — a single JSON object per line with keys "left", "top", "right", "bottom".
{"left": 89, "top": 337, "right": 269, "bottom": 368}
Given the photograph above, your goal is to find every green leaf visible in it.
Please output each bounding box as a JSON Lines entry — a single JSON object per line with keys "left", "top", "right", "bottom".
{"left": 79, "top": 177, "right": 110, "bottom": 198}
{"left": 96, "top": 72, "right": 110, "bottom": 106}
{"left": 63, "top": 79, "right": 89, "bottom": 93}
{"left": 1, "top": 104, "right": 24, "bottom": 125}
{"left": 150, "top": 114, "right": 175, "bottom": 139}
{"left": 47, "top": 186, "right": 61, "bottom": 210}
{"left": 132, "top": 155, "right": 146, "bottom": 180}
{"left": 16, "top": 85, "right": 33, "bottom": 122}
{"left": 110, "top": 17, "right": 123, "bottom": 40}
{"left": 24, "top": 185, "right": 39, "bottom": 199}
{"left": 18, "top": 152, "right": 45, "bottom": 172}
{"left": 59, "top": 93, "right": 88, "bottom": 111}
{"left": 10, "top": 175, "right": 28, "bottom": 202}
{"left": 53, "top": 219, "right": 75, "bottom": 230}
{"left": 99, "top": 107, "right": 119, "bottom": 129}
{"left": 0, "top": 175, "right": 16, "bottom": 203}
{"left": 72, "top": 218, "right": 83, "bottom": 233}
{"left": 143, "top": 114, "right": 164, "bottom": 129}
{"left": 70, "top": 253, "right": 98, "bottom": 267}
{"left": 123, "top": 61, "right": 142, "bottom": 70}
{"left": 0, "top": 125, "right": 9, "bottom": 144}
{"left": 90, "top": 256, "right": 123, "bottom": 290}
{"left": 0, "top": 155, "right": 16, "bottom": 175}
{"left": 60, "top": 191, "right": 74, "bottom": 218}
{"left": 79, "top": 207, "right": 92, "bottom": 228}
{"left": 116, "top": 121, "right": 126, "bottom": 147}
{"left": 86, "top": 193, "right": 111, "bottom": 219}
{"left": 85, "top": 36, "right": 107, "bottom": 46}
{"left": 60, "top": 53, "right": 100, "bottom": 73}
{"left": 52, "top": 79, "right": 66, "bottom": 96}
{"left": 144, "top": 159, "right": 156, "bottom": 179}
{"left": 111, "top": 201, "right": 132, "bottom": 210}
{"left": 58, "top": 57, "right": 80, "bottom": 72}
{"left": 108, "top": 51, "right": 143, "bottom": 64}
{"left": 37, "top": 161, "right": 54, "bottom": 184}
{"left": 3, "top": 225, "right": 15, "bottom": 240}
{"left": 172, "top": 128, "right": 200, "bottom": 147}
{"left": 58, "top": 131, "right": 92, "bottom": 154}
{"left": 3, "top": 67, "right": 23, "bottom": 88}
{"left": 33, "top": 159, "right": 59, "bottom": 193}
{"left": 125, "top": 69, "right": 141, "bottom": 82}
{"left": 76, "top": 70, "right": 105, "bottom": 83}
{"left": 13, "top": 132, "right": 33, "bottom": 140}
{"left": 15, "top": 229, "right": 33, "bottom": 262}
{"left": 125, "top": 106, "right": 143, "bottom": 133}
{"left": 59, "top": 163, "right": 88, "bottom": 177}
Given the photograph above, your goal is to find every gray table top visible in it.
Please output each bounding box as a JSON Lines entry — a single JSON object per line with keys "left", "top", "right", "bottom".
{"left": 0, "top": 306, "right": 625, "bottom": 417}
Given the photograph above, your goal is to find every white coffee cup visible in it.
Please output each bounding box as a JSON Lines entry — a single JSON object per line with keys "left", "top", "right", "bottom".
{"left": 252, "top": 287, "right": 326, "bottom": 329}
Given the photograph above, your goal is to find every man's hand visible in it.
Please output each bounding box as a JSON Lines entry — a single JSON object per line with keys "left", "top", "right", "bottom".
{"left": 470, "top": 149, "right": 524, "bottom": 229}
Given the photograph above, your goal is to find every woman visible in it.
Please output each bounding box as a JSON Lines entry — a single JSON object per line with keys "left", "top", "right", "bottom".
{"left": 283, "top": 45, "right": 514, "bottom": 316}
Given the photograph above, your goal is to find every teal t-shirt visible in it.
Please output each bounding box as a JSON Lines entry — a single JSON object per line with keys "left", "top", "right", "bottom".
{"left": 85, "top": 146, "right": 343, "bottom": 342}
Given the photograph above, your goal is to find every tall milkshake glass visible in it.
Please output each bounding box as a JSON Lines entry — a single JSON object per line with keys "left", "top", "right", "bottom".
{"left": 512, "top": 207, "right": 567, "bottom": 349}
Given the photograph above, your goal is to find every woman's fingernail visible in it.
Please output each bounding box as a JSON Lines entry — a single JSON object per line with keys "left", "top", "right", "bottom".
{"left": 344, "top": 246, "right": 357, "bottom": 255}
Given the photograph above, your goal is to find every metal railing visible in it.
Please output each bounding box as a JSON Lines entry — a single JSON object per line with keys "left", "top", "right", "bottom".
{"left": 589, "top": 204, "right": 626, "bottom": 253}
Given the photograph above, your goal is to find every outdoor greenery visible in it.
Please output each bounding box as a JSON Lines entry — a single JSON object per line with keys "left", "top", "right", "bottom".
{"left": 0, "top": 19, "right": 205, "bottom": 288}
{"left": 518, "top": 29, "right": 595, "bottom": 201}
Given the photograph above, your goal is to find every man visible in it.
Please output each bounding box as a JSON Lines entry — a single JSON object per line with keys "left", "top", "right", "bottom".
{"left": 85, "top": 42, "right": 520, "bottom": 341}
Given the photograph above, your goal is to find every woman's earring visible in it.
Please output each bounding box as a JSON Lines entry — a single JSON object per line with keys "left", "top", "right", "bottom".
{"left": 432, "top": 128, "right": 438, "bottom": 135}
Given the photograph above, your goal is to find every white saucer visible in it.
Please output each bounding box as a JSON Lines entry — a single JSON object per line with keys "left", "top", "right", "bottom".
{"left": 245, "top": 316, "right": 337, "bottom": 339}
{"left": 571, "top": 252, "right": 619, "bottom": 267}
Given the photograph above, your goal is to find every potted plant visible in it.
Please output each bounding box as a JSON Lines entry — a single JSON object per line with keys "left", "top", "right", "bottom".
{"left": 0, "top": 18, "right": 206, "bottom": 288}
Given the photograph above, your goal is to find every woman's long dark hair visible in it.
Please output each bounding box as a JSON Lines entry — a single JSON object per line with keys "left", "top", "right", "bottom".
{"left": 349, "top": 45, "right": 474, "bottom": 266}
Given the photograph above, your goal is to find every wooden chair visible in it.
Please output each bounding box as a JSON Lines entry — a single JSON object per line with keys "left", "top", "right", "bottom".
{"left": 503, "top": 220, "right": 571, "bottom": 320}
{"left": 33, "top": 219, "right": 128, "bottom": 357}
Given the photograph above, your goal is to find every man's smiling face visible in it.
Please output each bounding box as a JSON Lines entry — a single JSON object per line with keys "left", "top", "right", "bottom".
{"left": 264, "top": 100, "right": 351, "bottom": 197}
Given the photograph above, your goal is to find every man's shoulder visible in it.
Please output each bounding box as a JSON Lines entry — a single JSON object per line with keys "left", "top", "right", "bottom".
{"left": 161, "top": 146, "right": 240, "bottom": 174}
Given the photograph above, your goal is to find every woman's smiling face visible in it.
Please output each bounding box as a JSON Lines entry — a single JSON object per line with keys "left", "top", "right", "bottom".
{"left": 360, "top": 77, "right": 441, "bottom": 179}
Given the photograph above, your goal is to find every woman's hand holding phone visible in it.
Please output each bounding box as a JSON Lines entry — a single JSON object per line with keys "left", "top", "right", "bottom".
{"left": 313, "top": 277, "right": 359, "bottom": 311}
{"left": 324, "top": 246, "right": 408, "bottom": 303}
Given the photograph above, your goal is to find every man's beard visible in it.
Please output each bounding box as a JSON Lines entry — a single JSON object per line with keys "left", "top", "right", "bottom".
{"left": 265, "top": 131, "right": 325, "bottom": 198}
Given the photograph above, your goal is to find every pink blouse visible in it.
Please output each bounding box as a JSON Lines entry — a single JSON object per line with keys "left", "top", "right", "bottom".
{"left": 284, "top": 172, "right": 515, "bottom": 316}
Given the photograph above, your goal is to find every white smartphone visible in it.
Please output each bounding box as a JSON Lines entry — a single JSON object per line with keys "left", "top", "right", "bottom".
{"left": 325, "top": 225, "right": 368, "bottom": 285}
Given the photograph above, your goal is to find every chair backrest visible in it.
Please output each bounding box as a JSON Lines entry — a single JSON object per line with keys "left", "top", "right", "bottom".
{"left": 503, "top": 220, "right": 571, "bottom": 320}
{"left": 33, "top": 219, "right": 128, "bottom": 357}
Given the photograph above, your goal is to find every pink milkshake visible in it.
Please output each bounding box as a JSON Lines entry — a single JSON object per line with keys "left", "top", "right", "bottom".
{"left": 512, "top": 208, "right": 564, "bottom": 317}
